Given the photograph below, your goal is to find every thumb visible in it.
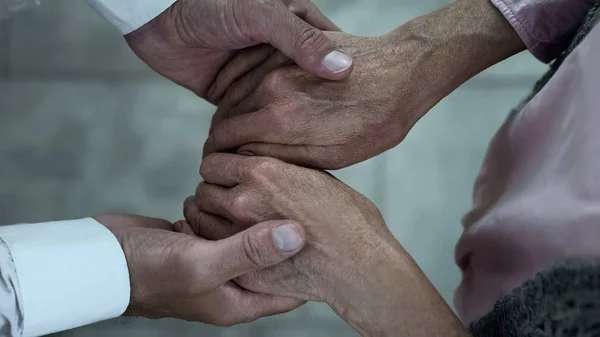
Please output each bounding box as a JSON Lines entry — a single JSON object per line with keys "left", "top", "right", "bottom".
{"left": 211, "top": 220, "right": 306, "bottom": 283}
{"left": 262, "top": 6, "right": 353, "bottom": 80}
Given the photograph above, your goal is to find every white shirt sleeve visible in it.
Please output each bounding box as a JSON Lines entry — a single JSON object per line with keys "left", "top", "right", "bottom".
{"left": 86, "top": 0, "right": 178, "bottom": 35}
{"left": 0, "top": 219, "right": 130, "bottom": 337}
{"left": 0, "top": 237, "right": 23, "bottom": 337}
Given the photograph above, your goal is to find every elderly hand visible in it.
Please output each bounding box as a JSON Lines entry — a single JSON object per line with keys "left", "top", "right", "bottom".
{"left": 181, "top": 155, "right": 466, "bottom": 336}
{"left": 203, "top": 32, "right": 405, "bottom": 168}
{"left": 125, "top": 0, "right": 353, "bottom": 104}
{"left": 95, "top": 213, "right": 306, "bottom": 326}
{"left": 203, "top": 0, "right": 525, "bottom": 169}
{"left": 182, "top": 154, "right": 399, "bottom": 303}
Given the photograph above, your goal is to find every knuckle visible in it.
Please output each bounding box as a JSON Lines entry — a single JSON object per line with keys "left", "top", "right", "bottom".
{"left": 200, "top": 153, "right": 220, "bottom": 177}
{"left": 194, "top": 181, "right": 206, "bottom": 197}
{"left": 230, "top": 194, "right": 262, "bottom": 224}
{"left": 199, "top": 162, "right": 211, "bottom": 180}
{"left": 231, "top": 192, "right": 251, "bottom": 211}
{"left": 230, "top": 192, "right": 255, "bottom": 222}
{"left": 183, "top": 197, "right": 200, "bottom": 222}
{"left": 242, "top": 232, "right": 269, "bottom": 269}
{"left": 296, "top": 27, "right": 328, "bottom": 55}
{"left": 250, "top": 157, "right": 281, "bottom": 179}
{"left": 262, "top": 69, "right": 289, "bottom": 93}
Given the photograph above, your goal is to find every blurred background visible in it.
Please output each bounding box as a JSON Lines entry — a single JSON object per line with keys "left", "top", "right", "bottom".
{"left": 0, "top": 0, "right": 547, "bottom": 336}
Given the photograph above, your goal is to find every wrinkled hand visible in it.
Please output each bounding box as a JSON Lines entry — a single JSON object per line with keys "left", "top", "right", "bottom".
{"left": 95, "top": 213, "right": 306, "bottom": 326}
{"left": 125, "top": 0, "right": 353, "bottom": 104}
{"left": 204, "top": 1, "right": 525, "bottom": 169}
{"left": 182, "top": 154, "right": 402, "bottom": 304}
{"left": 203, "top": 31, "right": 424, "bottom": 168}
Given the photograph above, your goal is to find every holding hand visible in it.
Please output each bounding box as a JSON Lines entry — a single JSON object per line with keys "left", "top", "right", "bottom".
{"left": 203, "top": 32, "right": 413, "bottom": 169}
{"left": 182, "top": 155, "right": 466, "bottom": 336}
{"left": 95, "top": 213, "right": 306, "bottom": 326}
{"left": 204, "top": 0, "right": 525, "bottom": 169}
{"left": 183, "top": 154, "right": 400, "bottom": 303}
{"left": 125, "top": 0, "right": 353, "bottom": 103}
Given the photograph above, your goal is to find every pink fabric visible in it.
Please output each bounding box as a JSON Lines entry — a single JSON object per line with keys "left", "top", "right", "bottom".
{"left": 491, "top": 0, "right": 595, "bottom": 61}
{"left": 454, "top": 23, "right": 600, "bottom": 324}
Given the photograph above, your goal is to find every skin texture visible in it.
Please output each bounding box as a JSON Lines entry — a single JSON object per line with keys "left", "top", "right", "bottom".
{"left": 94, "top": 214, "right": 306, "bottom": 326}
{"left": 184, "top": 153, "right": 395, "bottom": 302}
{"left": 181, "top": 0, "right": 528, "bottom": 335}
{"left": 125, "top": 0, "right": 353, "bottom": 104}
{"left": 203, "top": 0, "right": 526, "bottom": 169}
{"left": 183, "top": 154, "right": 469, "bottom": 336}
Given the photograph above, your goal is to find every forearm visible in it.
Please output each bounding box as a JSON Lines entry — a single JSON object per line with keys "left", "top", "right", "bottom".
{"left": 327, "top": 241, "right": 469, "bottom": 337}
{"left": 383, "top": 0, "right": 525, "bottom": 121}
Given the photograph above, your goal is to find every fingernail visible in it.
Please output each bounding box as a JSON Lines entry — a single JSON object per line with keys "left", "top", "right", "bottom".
{"left": 322, "top": 50, "right": 353, "bottom": 73}
{"left": 272, "top": 224, "right": 302, "bottom": 252}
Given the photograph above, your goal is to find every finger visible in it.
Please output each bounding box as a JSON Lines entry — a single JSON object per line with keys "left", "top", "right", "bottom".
{"left": 258, "top": 3, "right": 353, "bottom": 80}
{"left": 195, "top": 181, "right": 273, "bottom": 226}
{"left": 203, "top": 110, "right": 279, "bottom": 158}
{"left": 193, "top": 183, "right": 238, "bottom": 223}
{"left": 207, "top": 45, "right": 275, "bottom": 104}
{"left": 210, "top": 220, "right": 306, "bottom": 283}
{"left": 213, "top": 90, "right": 262, "bottom": 132}
{"left": 184, "top": 196, "right": 241, "bottom": 239}
{"left": 211, "top": 52, "right": 291, "bottom": 130}
{"left": 237, "top": 142, "right": 350, "bottom": 170}
{"left": 199, "top": 153, "right": 254, "bottom": 186}
{"left": 173, "top": 220, "right": 197, "bottom": 236}
{"left": 214, "top": 282, "right": 304, "bottom": 325}
{"left": 287, "top": 0, "right": 341, "bottom": 31}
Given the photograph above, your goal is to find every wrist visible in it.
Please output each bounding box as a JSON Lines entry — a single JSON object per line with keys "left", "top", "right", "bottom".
{"left": 324, "top": 239, "right": 467, "bottom": 337}
{"left": 321, "top": 237, "right": 410, "bottom": 335}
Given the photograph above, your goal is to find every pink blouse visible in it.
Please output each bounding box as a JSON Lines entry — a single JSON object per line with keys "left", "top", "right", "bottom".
{"left": 455, "top": 0, "right": 599, "bottom": 324}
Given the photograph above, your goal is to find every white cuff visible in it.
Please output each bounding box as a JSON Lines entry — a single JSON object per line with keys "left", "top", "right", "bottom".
{"left": 86, "top": 0, "right": 178, "bottom": 34}
{"left": 0, "top": 218, "right": 130, "bottom": 337}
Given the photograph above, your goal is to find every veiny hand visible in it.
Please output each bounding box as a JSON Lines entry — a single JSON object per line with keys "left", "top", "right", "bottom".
{"left": 182, "top": 154, "right": 401, "bottom": 304}
{"left": 95, "top": 213, "right": 306, "bottom": 326}
{"left": 203, "top": 31, "right": 422, "bottom": 169}
{"left": 125, "top": 0, "right": 354, "bottom": 104}
{"left": 181, "top": 155, "right": 466, "bottom": 336}
{"left": 204, "top": 0, "right": 526, "bottom": 169}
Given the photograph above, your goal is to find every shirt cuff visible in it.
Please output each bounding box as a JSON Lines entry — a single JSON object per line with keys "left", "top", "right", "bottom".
{"left": 490, "top": 0, "right": 596, "bottom": 62}
{"left": 86, "top": 0, "right": 178, "bottom": 35}
{"left": 0, "top": 218, "right": 130, "bottom": 337}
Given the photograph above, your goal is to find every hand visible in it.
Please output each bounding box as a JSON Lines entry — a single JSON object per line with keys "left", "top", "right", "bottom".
{"left": 204, "top": 0, "right": 525, "bottom": 169}
{"left": 95, "top": 213, "right": 306, "bottom": 326}
{"left": 125, "top": 0, "right": 354, "bottom": 104}
{"left": 204, "top": 32, "right": 404, "bottom": 169}
{"left": 181, "top": 155, "right": 466, "bottom": 336}
{"left": 182, "top": 154, "right": 399, "bottom": 304}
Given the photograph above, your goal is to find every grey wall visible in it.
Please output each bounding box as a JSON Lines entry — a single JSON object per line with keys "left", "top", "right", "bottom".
{"left": 0, "top": 18, "right": 9, "bottom": 76}
{"left": 0, "top": 0, "right": 547, "bottom": 336}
